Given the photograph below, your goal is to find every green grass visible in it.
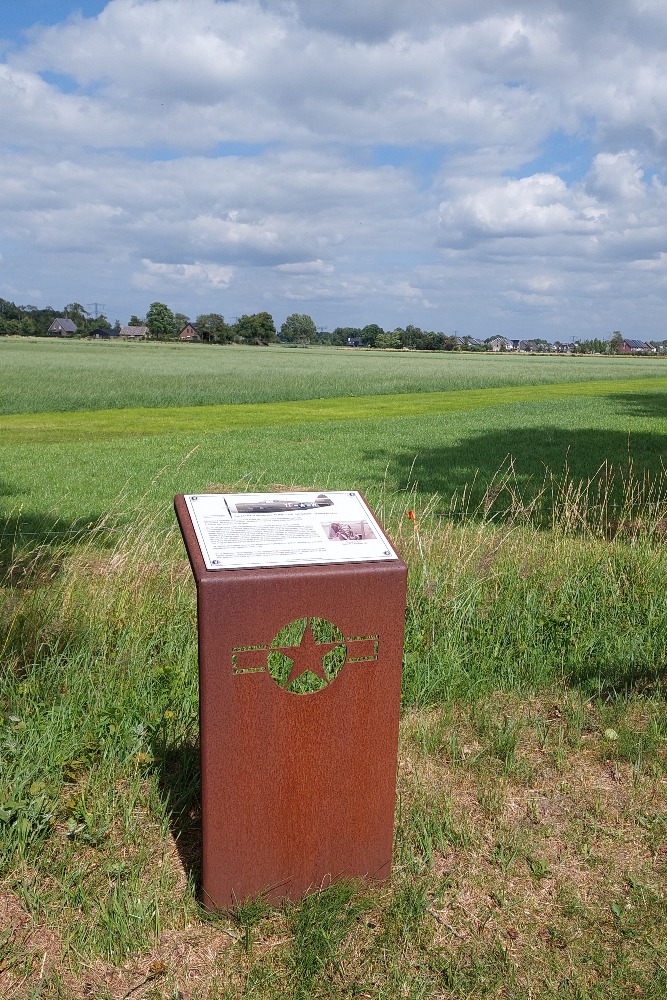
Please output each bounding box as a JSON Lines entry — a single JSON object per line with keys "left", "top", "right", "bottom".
{"left": 2, "top": 337, "right": 667, "bottom": 415}
{"left": 2, "top": 339, "right": 667, "bottom": 996}
{"left": 2, "top": 387, "right": 667, "bottom": 538}
{"left": 1, "top": 509, "right": 666, "bottom": 997}
{"left": 3, "top": 375, "right": 667, "bottom": 444}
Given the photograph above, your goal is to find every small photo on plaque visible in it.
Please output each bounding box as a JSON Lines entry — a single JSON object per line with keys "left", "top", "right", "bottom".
{"left": 326, "top": 521, "right": 376, "bottom": 542}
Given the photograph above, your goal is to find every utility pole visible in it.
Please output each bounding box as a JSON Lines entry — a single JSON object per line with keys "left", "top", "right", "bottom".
{"left": 86, "top": 302, "right": 106, "bottom": 319}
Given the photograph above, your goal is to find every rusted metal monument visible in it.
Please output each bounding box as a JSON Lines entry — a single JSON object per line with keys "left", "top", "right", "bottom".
{"left": 175, "top": 490, "right": 407, "bottom": 909}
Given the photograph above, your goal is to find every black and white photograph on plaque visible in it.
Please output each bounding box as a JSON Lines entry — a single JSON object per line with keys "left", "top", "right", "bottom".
{"left": 232, "top": 494, "right": 334, "bottom": 514}
{"left": 326, "top": 521, "right": 376, "bottom": 542}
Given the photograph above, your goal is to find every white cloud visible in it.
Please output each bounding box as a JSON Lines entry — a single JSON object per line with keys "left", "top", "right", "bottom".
{"left": 585, "top": 151, "right": 647, "bottom": 202}
{"left": 133, "top": 259, "right": 234, "bottom": 292}
{"left": 275, "top": 260, "right": 335, "bottom": 275}
{"left": 1, "top": 0, "right": 667, "bottom": 337}
{"left": 439, "top": 173, "right": 601, "bottom": 242}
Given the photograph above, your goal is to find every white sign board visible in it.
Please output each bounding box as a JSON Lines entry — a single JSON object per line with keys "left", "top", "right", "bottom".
{"left": 184, "top": 491, "right": 399, "bottom": 570}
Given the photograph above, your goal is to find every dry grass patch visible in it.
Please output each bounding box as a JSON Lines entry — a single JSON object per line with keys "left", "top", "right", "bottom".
{"left": 399, "top": 692, "right": 667, "bottom": 996}
{"left": 1, "top": 693, "right": 664, "bottom": 998}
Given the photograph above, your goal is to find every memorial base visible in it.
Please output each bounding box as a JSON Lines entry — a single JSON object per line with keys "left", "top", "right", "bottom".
{"left": 175, "top": 494, "right": 407, "bottom": 908}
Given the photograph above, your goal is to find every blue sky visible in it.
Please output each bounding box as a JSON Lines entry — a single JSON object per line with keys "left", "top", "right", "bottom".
{"left": 1, "top": 0, "right": 667, "bottom": 340}
{"left": 1, "top": 2, "right": 107, "bottom": 44}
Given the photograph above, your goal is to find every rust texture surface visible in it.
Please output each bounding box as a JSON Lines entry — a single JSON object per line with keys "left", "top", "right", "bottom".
{"left": 174, "top": 494, "right": 407, "bottom": 909}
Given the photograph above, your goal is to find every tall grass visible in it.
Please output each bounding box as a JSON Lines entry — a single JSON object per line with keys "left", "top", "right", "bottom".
{"left": 398, "top": 459, "right": 667, "bottom": 704}
{"left": 4, "top": 464, "right": 667, "bottom": 708}
{"left": 3, "top": 464, "right": 666, "bottom": 762}
{"left": 2, "top": 469, "right": 667, "bottom": 990}
{"left": 2, "top": 337, "right": 666, "bottom": 415}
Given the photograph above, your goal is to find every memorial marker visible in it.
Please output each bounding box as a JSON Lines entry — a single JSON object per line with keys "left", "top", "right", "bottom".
{"left": 175, "top": 491, "right": 407, "bottom": 908}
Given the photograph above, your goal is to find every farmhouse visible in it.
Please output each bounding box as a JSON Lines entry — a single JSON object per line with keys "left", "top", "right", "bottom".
{"left": 90, "top": 327, "right": 119, "bottom": 339}
{"left": 453, "top": 336, "right": 484, "bottom": 348}
{"left": 488, "top": 337, "right": 513, "bottom": 352}
{"left": 120, "top": 325, "right": 148, "bottom": 339}
{"left": 48, "top": 317, "right": 78, "bottom": 337}
{"left": 178, "top": 323, "right": 201, "bottom": 342}
{"left": 619, "top": 339, "right": 654, "bottom": 353}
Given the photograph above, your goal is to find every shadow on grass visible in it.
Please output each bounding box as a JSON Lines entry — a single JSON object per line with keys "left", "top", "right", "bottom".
{"left": 368, "top": 425, "right": 667, "bottom": 514}
{"left": 152, "top": 741, "right": 202, "bottom": 889}
{"left": 0, "top": 506, "right": 115, "bottom": 586}
{"left": 607, "top": 390, "right": 667, "bottom": 419}
{"left": 574, "top": 661, "right": 667, "bottom": 701}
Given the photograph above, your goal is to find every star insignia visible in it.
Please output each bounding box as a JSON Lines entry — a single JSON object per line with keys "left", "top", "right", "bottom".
{"left": 273, "top": 620, "right": 343, "bottom": 688}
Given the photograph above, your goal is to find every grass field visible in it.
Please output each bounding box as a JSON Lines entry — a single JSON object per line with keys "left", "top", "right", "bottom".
{"left": 1, "top": 339, "right": 667, "bottom": 998}
{"left": 2, "top": 383, "right": 667, "bottom": 535}
{"left": 2, "top": 337, "right": 667, "bottom": 414}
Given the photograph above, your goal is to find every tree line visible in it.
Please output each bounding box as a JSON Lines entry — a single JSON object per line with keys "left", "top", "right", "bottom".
{"left": 0, "top": 297, "right": 473, "bottom": 348}
{"left": 0, "top": 297, "right": 489, "bottom": 350}
{"left": 2, "top": 297, "right": 664, "bottom": 353}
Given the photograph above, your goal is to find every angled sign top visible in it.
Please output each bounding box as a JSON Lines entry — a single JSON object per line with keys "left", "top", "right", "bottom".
{"left": 184, "top": 490, "right": 399, "bottom": 570}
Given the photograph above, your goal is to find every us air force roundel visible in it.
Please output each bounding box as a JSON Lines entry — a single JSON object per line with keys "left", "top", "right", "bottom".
{"left": 232, "top": 617, "right": 380, "bottom": 694}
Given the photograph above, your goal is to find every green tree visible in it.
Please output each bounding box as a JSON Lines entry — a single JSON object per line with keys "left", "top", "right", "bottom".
{"left": 128, "top": 314, "right": 144, "bottom": 327}
{"left": 375, "top": 331, "right": 401, "bottom": 349}
{"left": 0, "top": 300, "right": 58, "bottom": 337}
{"left": 146, "top": 302, "right": 177, "bottom": 340}
{"left": 361, "top": 323, "right": 384, "bottom": 347}
{"left": 196, "top": 313, "right": 232, "bottom": 344}
{"left": 400, "top": 325, "right": 424, "bottom": 349}
{"left": 234, "top": 312, "right": 277, "bottom": 345}
{"left": 280, "top": 313, "right": 317, "bottom": 344}
{"left": 608, "top": 331, "right": 623, "bottom": 355}
{"left": 331, "top": 326, "right": 361, "bottom": 346}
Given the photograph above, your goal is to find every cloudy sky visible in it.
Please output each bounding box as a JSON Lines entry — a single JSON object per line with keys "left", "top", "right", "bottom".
{"left": 2, "top": 0, "right": 667, "bottom": 340}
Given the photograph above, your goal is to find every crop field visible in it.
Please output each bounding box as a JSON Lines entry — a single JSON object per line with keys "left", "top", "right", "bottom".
{"left": 2, "top": 339, "right": 667, "bottom": 998}
{"left": 2, "top": 337, "right": 666, "bottom": 415}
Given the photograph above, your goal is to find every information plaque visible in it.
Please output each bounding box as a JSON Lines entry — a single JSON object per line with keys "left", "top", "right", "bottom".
{"left": 174, "top": 491, "right": 407, "bottom": 909}
{"left": 184, "top": 491, "right": 398, "bottom": 570}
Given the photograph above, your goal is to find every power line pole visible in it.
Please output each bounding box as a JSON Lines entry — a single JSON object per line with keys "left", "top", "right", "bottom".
{"left": 86, "top": 302, "right": 106, "bottom": 318}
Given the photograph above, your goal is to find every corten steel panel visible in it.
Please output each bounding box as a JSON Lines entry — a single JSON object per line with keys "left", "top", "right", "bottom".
{"left": 174, "top": 494, "right": 407, "bottom": 909}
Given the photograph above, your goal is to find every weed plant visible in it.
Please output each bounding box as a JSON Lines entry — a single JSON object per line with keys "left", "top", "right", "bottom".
{"left": 1, "top": 470, "right": 666, "bottom": 996}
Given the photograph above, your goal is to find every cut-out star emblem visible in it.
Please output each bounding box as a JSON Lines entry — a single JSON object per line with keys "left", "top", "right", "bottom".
{"left": 273, "top": 620, "right": 343, "bottom": 688}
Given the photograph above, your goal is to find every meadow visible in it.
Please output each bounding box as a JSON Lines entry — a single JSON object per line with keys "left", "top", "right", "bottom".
{"left": 2, "top": 337, "right": 666, "bottom": 415}
{"left": 1, "top": 338, "right": 667, "bottom": 998}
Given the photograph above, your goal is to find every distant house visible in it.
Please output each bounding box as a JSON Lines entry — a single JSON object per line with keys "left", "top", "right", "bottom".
{"left": 120, "top": 325, "right": 148, "bottom": 339}
{"left": 488, "top": 337, "right": 514, "bottom": 352}
{"left": 48, "top": 317, "right": 78, "bottom": 337}
{"left": 619, "top": 339, "right": 654, "bottom": 353}
{"left": 453, "top": 336, "right": 484, "bottom": 349}
{"left": 178, "top": 323, "right": 201, "bottom": 342}
{"left": 90, "top": 327, "right": 119, "bottom": 340}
